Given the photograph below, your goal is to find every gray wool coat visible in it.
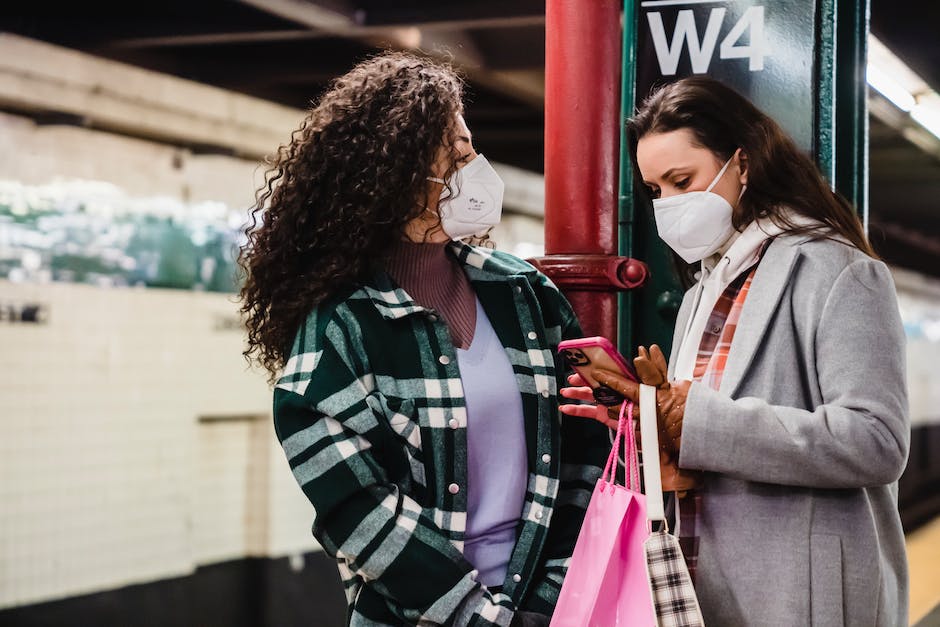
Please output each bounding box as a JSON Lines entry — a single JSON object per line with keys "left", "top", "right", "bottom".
{"left": 672, "top": 234, "right": 910, "bottom": 627}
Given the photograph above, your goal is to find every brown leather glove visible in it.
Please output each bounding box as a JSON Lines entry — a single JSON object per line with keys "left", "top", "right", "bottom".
{"left": 633, "top": 345, "right": 684, "bottom": 453}
{"left": 594, "top": 344, "right": 702, "bottom": 494}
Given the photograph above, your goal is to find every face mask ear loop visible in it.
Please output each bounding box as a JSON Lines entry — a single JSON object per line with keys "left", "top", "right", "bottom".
{"left": 705, "top": 149, "right": 740, "bottom": 193}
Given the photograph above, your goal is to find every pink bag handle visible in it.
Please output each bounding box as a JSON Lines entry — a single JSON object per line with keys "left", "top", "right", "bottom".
{"left": 601, "top": 400, "right": 640, "bottom": 491}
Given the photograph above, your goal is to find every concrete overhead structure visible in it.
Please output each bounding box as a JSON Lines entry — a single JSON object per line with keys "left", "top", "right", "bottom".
{"left": 0, "top": 33, "right": 547, "bottom": 217}
{"left": 0, "top": 33, "right": 299, "bottom": 160}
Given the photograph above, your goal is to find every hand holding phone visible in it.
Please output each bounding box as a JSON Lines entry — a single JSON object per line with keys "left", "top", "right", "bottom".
{"left": 558, "top": 337, "right": 638, "bottom": 406}
{"left": 559, "top": 340, "right": 703, "bottom": 494}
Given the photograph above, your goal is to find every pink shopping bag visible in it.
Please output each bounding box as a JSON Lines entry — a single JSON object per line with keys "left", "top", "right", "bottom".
{"left": 550, "top": 402, "right": 657, "bottom": 627}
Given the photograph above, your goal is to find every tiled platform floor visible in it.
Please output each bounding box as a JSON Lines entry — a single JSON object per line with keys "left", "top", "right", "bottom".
{"left": 908, "top": 515, "right": 940, "bottom": 625}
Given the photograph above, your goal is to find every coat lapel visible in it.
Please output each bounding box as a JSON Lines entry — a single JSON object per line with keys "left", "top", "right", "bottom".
{"left": 718, "top": 237, "right": 802, "bottom": 397}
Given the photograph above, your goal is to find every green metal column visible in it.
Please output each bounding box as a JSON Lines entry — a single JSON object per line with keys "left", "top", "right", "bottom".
{"left": 618, "top": 0, "right": 640, "bottom": 352}
{"left": 831, "top": 0, "right": 870, "bottom": 227}
{"left": 618, "top": 0, "right": 870, "bottom": 357}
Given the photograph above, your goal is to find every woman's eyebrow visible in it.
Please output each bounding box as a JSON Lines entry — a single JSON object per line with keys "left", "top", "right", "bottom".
{"left": 661, "top": 166, "right": 691, "bottom": 179}
{"left": 643, "top": 165, "right": 693, "bottom": 186}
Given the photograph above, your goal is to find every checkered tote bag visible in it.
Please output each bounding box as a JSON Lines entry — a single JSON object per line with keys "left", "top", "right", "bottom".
{"left": 639, "top": 384, "right": 705, "bottom": 627}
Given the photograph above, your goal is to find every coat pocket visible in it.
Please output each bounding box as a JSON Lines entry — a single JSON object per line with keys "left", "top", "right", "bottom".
{"left": 810, "top": 533, "right": 845, "bottom": 626}
{"left": 368, "top": 393, "right": 426, "bottom": 488}
{"left": 385, "top": 397, "right": 422, "bottom": 451}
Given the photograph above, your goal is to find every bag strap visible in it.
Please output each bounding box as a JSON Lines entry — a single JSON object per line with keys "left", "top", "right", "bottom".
{"left": 639, "top": 384, "right": 666, "bottom": 523}
{"left": 601, "top": 400, "right": 640, "bottom": 491}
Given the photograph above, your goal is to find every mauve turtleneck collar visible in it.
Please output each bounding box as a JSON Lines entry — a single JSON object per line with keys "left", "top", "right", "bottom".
{"left": 384, "top": 239, "right": 477, "bottom": 349}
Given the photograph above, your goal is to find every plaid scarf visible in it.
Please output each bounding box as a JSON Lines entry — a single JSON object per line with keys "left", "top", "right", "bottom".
{"left": 677, "top": 263, "right": 758, "bottom": 583}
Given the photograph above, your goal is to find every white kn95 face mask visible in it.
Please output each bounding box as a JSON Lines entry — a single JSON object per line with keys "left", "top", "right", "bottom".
{"left": 652, "top": 152, "right": 744, "bottom": 264}
{"left": 428, "top": 154, "right": 505, "bottom": 240}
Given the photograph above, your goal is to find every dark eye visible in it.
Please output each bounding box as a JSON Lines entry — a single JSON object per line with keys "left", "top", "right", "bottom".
{"left": 675, "top": 177, "right": 690, "bottom": 189}
{"left": 458, "top": 152, "right": 473, "bottom": 163}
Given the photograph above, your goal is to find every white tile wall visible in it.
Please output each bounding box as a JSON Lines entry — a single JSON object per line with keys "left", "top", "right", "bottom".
{"left": 0, "top": 109, "right": 548, "bottom": 611}
{"left": 0, "top": 280, "right": 320, "bottom": 609}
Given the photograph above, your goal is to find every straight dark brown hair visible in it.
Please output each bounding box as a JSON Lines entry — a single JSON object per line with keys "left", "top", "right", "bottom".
{"left": 627, "top": 76, "right": 876, "bottom": 262}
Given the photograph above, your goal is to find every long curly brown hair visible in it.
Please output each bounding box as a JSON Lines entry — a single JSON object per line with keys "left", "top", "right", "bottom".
{"left": 239, "top": 52, "right": 465, "bottom": 381}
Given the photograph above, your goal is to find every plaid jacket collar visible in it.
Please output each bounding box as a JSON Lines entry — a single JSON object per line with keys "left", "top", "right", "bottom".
{"left": 362, "top": 241, "right": 535, "bottom": 321}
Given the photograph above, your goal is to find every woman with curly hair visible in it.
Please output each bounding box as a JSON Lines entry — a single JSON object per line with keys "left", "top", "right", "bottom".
{"left": 239, "top": 52, "right": 608, "bottom": 627}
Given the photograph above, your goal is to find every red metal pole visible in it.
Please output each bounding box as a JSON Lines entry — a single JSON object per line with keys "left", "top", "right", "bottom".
{"left": 537, "top": 0, "right": 646, "bottom": 342}
{"left": 545, "top": 0, "right": 621, "bottom": 256}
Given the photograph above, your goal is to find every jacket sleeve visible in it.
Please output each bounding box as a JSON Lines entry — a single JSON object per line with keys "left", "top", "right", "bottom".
{"left": 520, "top": 275, "right": 609, "bottom": 614}
{"left": 679, "top": 258, "right": 910, "bottom": 488}
{"left": 274, "top": 310, "right": 514, "bottom": 626}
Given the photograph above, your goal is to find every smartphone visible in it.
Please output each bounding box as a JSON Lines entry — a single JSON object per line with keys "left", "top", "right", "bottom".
{"left": 558, "top": 337, "right": 638, "bottom": 406}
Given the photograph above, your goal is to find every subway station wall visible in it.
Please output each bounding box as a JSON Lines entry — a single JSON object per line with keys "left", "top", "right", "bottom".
{"left": 0, "top": 110, "right": 546, "bottom": 615}
{"left": 2, "top": 104, "right": 938, "bottom": 621}
{"left": 0, "top": 111, "right": 325, "bottom": 609}
{"left": 0, "top": 278, "right": 323, "bottom": 609}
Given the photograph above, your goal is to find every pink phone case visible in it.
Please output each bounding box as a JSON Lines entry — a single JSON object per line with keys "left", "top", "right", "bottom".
{"left": 558, "top": 337, "right": 637, "bottom": 406}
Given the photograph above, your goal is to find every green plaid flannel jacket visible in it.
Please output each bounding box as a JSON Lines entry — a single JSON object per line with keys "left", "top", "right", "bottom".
{"left": 273, "top": 242, "right": 608, "bottom": 626}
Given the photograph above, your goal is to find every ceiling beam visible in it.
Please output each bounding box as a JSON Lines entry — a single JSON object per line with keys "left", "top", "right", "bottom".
{"left": 106, "top": 14, "right": 546, "bottom": 50}
{"left": 236, "top": 0, "right": 419, "bottom": 48}
{"left": 354, "top": 1, "right": 545, "bottom": 27}
{"left": 237, "top": 0, "right": 544, "bottom": 109}
{"left": 107, "top": 30, "right": 324, "bottom": 49}
{"left": 359, "top": 15, "right": 546, "bottom": 31}
{"left": 237, "top": 0, "right": 355, "bottom": 31}
{"left": 0, "top": 33, "right": 300, "bottom": 160}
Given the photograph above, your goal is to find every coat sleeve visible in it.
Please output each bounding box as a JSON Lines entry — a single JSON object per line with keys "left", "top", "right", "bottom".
{"left": 520, "top": 274, "right": 610, "bottom": 614}
{"left": 679, "top": 258, "right": 910, "bottom": 488}
{"left": 274, "top": 309, "right": 514, "bottom": 626}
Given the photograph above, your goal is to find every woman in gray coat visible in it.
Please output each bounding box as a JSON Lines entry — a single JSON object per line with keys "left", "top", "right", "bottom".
{"left": 560, "top": 77, "right": 909, "bottom": 626}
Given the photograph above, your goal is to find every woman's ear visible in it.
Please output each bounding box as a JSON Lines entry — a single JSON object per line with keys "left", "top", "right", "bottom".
{"left": 737, "top": 150, "right": 749, "bottom": 186}
{"left": 737, "top": 148, "right": 748, "bottom": 186}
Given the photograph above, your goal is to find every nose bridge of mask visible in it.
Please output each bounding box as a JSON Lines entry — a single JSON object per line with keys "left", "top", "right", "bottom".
{"left": 705, "top": 151, "right": 737, "bottom": 193}
{"left": 451, "top": 154, "right": 486, "bottom": 190}
{"left": 452, "top": 155, "right": 495, "bottom": 198}
{"left": 428, "top": 154, "right": 485, "bottom": 195}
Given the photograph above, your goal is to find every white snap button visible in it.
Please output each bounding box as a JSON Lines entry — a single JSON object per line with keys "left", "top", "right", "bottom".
{"left": 448, "top": 483, "right": 460, "bottom": 494}
{"left": 438, "top": 355, "right": 450, "bottom": 365}
{"left": 541, "top": 453, "right": 551, "bottom": 464}
{"left": 515, "top": 286, "right": 522, "bottom": 293}
{"left": 448, "top": 418, "right": 459, "bottom": 429}
{"left": 535, "top": 510, "right": 543, "bottom": 519}
{"left": 527, "top": 331, "right": 537, "bottom": 340}
{"left": 541, "top": 389, "right": 550, "bottom": 398}
{"left": 512, "top": 573, "right": 522, "bottom": 583}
